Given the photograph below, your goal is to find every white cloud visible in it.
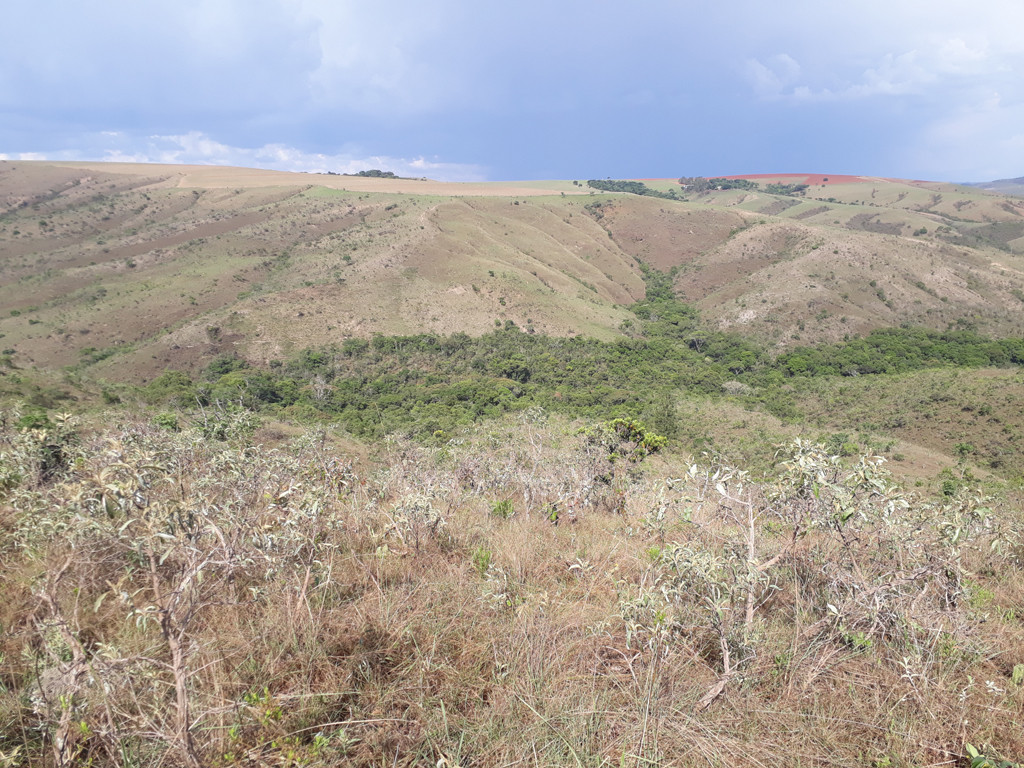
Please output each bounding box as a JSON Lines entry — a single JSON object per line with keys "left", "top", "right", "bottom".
{"left": 19, "top": 131, "right": 488, "bottom": 182}
{"left": 743, "top": 54, "right": 802, "bottom": 99}
{"left": 736, "top": 1, "right": 1022, "bottom": 105}
{"left": 914, "top": 93, "right": 1024, "bottom": 180}
{"left": 745, "top": 43, "right": 995, "bottom": 103}
{"left": 3, "top": 152, "right": 48, "bottom": 161}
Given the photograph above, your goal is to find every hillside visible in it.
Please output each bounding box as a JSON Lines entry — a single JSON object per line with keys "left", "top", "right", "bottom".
{"left": 968, "top": 176, "right": 1024, "bottom": 197}
{"left": 3, "top": 162, "right": 1024, "bottom": 383}
{"left": 6, "top": 160, "right": 1024, "bottom": 478}
{"left": 3, "top": 163, "right": 1024, "bottom": 767}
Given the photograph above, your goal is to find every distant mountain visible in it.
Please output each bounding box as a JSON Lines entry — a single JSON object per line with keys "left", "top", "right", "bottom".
{"left": 965, "top": 176, "right": 1024, "bottom": 196}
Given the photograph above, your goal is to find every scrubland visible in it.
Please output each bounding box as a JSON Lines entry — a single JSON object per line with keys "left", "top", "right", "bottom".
{"left": 1, "top": 407, "right": 1022, "bottom": 767}
{"left": 3, "top": 164, "right": 1024, "bottom": 766}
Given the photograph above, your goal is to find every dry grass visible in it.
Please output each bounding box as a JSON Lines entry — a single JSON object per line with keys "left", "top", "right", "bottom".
{"left": 1, "top": 408, "right": 1022, "bottom": 767}
{"left": 4, "top": 161, "right": 1024, "bottom": 378}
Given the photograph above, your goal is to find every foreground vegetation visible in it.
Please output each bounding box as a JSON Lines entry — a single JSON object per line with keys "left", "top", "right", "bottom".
{"left": 0, "top": 405, "right": 1022, "bottom": 767}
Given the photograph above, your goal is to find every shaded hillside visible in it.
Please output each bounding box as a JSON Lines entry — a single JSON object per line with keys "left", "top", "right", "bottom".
{"left": 968, "top": 176, "right": 1024, "bottom": 197}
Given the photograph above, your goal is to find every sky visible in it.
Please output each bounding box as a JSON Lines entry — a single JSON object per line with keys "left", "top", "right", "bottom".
{"left": 2, "top": 1, "right": 1023, "bottom": 182}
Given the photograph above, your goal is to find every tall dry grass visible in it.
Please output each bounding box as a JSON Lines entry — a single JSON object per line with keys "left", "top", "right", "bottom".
{"left": 0, "top": 408, "right": 1022, "bottom": 767}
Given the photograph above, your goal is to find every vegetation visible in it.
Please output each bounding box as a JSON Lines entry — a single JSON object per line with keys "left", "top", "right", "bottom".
{"left": 0, "top": 406, "right": 1021, "bottom": 767}
{"left": 762, "top": 181, "right": 809, "bottom": 196}
{"left": 675, "top": 176, "right": 807, "bottom": 195}
{"left": 6, "top": 162, "right": 1024, "bottom": 766}
{"left": 678, "top": 176, "right": 760, "bottom": 192}
{"left": 350, "top": 169, "right": 398, "bottom": 178}
{"left": 778, "top": 327, "right": 1024, "bottom": 376}
{"left": 586, "top": 179, "right": 678, "bottom": 199}
{"left": 138, "top": 288, "right": 1024, "bottom": 448}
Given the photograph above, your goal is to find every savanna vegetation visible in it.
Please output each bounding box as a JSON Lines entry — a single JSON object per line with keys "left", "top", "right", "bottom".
{"left": 130, "top": 268, "right": 1024, "bottom": 476}
{"left": 3, "top": 163, "right": 1024, "bottom": 767}
{"left": 586, "top": 180, "right": 679, "bottom": 199}
{"left": 3, "top": 266, "right": 1024, "bottom": 767}
{"left": 678, "top": 177, "right": 760, "bottom": 193}
{"left": 1, "top": 402, "right": 1022, "bottom": 767}
{"left": 350, "top": 170, "right": 398, "bottom": 179}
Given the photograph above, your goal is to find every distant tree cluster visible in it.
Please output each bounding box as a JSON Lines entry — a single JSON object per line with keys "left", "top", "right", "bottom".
{"left": 777, "top": 327, "right": 1024, "bottom": 376}
{"left": 677, "top": 177, "right": 806, "bottom": 196}
{"left": 678, "top": 177, "right": 759, "bottom": 192}
{"left": 581, "top": 176, "right": 805, "bottom": 199}
{"left": 586, "top": 179, "right": 678, "bottom": 199}
{"left": 349, "top": 169, "right": 398, "bottom": 178}
{"left": 762, "top": 182, "right": 808, "bottom": 196}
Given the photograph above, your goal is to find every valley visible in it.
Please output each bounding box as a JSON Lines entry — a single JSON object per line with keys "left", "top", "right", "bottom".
{"left": 2, "top": 161, "right": 1024, "bottom": 767}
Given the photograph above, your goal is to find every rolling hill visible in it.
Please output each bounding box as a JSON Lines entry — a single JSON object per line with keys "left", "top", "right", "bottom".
{"left": 3, "top": 162, "right": 1024, "bottom": 768}
{"left": 5, "top": 160, "right": 1024, "bottom": 482}
{"left": 3, "top": 161, "right": 1024, "bottom": 383}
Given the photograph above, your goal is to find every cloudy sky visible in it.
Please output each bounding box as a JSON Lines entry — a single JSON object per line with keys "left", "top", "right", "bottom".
{"left": 2, "top": 1, "right": 1023, "bottom": 182}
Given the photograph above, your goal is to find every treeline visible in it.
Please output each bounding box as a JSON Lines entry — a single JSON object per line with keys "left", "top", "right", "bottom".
{"left": 349, "top": 169, "right": 397, "bottom": 178}
{"left": 678, "top": 177, "right": 758, "bottom": 192}
{"left": 586, "top": 180, "right": 678, "bottom": 199}
{"left": 587, "top": 177, "right": 809, "bottom": 199}
{"left": 678, "top": 177, "right": 808, "bottom": 196}
{"left": 778, "top": 327, "right": 1024, "bottom": 376}
{"left": 142, "top": 288, "right": 1024, "bottom": 441}
{"left": 762, "top": 182, "right": 809, "bottom": 196}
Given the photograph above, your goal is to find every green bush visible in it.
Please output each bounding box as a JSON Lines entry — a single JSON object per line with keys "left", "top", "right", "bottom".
{"left": 153, "top": 412, "right": 180, "bottom": 431}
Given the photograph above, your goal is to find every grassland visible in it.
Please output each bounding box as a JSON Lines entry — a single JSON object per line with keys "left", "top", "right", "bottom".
{"left": 1, "top": 408, "right": 1022, "bottom": 767}
{"left": 3, "top": 161, "right": 1024, "bottom": 380}
{"left": 2, "top": 162, "right": 1024, "bottom": 766}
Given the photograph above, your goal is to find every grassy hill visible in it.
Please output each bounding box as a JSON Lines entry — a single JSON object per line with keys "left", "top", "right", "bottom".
{"left": 5, "top": 160, "right": 1024, "bottom": 479}
{"left": 3, "top": 162, "right": 1024, "bottom": 766}
{"left": 3, "top": 162, "right": 1024, "bottom": 380}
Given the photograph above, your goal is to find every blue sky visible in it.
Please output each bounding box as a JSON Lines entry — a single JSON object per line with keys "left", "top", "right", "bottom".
{"left": 2, "top": 1, "right": 1023, "bottom": 182}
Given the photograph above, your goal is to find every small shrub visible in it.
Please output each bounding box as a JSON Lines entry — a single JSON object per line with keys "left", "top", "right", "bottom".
{"left": 490, "top": 498, "right": 514, "bottom": 519}
{"left": 153, "top": 412, "right": 180, "bottom": 431}
{"left": 472, "top": 547, "right": 493, "bottom": 576}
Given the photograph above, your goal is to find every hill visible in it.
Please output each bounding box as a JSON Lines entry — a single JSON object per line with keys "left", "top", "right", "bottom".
{"left": 3, "top": 161, "right": 1024, "bottom": 382}
{"left": 3, "top": 162, "right": 1024, "bottom": 767}
{"left": 966, "top": 176, "right": 1024, "bottom": 196}
{"left": 6, "top": 161, "right": 1024, "bottom": 480}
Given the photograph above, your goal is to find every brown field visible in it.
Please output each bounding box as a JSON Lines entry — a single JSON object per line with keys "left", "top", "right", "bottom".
{"left": 722, "top": 172, "right": 874, "bottom": 186}
{"left": 33, "top": 161, "right": 591, "bottom": 198}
